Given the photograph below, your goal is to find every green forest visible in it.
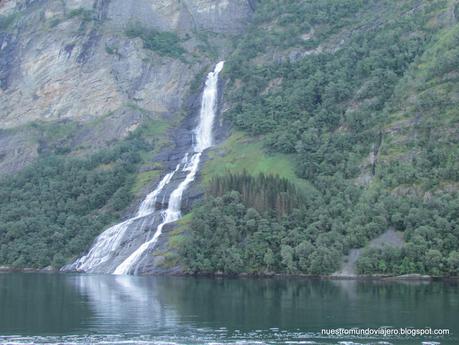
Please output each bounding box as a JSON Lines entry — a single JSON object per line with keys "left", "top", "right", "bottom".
{"left": 0, "top": 133, "right": 150, "bottom": 268}
{"left": 181, "top": 0, "right": 459, "bottom": 276}
{"left": 0, "top": 0, "right": 458, "bottom": 276}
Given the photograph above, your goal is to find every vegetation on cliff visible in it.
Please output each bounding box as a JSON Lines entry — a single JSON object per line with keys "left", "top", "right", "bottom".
{"left": 0, "top": 132, "right": 151, "bottom": 268}
{"left": 125, "top": 23, "right": 185, "bottom": 58}
{"left": 182, "top": 0, "right": 459, "bottom": 276}
{"left": 208, "top": 173, "right": 305, "bottom": 217}
{"left": 1, "top": 0, "right": 458, "bottom": 276}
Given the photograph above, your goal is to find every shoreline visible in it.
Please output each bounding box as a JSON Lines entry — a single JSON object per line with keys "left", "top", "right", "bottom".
{"left": 1, "top": 266, "right": 458, "bottom": 281}
{"left": 177, "top": 272, "right": 459, "bottom": 282}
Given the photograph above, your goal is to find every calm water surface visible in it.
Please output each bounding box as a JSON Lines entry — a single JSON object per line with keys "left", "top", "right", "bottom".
{"left": 0, "top": 273, "right": 457, "bottom": 345}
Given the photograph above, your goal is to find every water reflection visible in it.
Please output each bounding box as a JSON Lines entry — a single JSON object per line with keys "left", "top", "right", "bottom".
{"left": 0, "top": 273, "right": 91, "bottom": 335}
{"left": 0, "top": 273, "right": 458, "bottom": 345}
{"left": 70, "top": 274, "right": 179, "bottom": 333}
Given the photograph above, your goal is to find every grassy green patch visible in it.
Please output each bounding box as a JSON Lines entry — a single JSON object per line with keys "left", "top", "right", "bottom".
{"left": 168, "top": 231, "right": 187, "bottom": 251}
{"left": 165, "top": 213, "right": 192, "bottom": 251}
{"left": 128, "top": 114, "right": 176, "bottom": 194}
{"left": 67, "top": 8, "right": 94, "bottom": 22}
{"left": 137, "top": 116, "right": 170, "bottom": 139}
{"left": 155, "top": 212, "right": 193, "bottom": 269}
{"left": 136, "top": 116, "right": 173, "bottom": 163}
{"left": 29, "top": 120, "right": 79, "bottom": 141}
{"left": 176, "top": 212, "right": 193, "bottom": 227}
{"left": 202, "top": 131, "right": 311, "bottom": 191}
{"left": 131, "top": 169, "right": 161, "bottom": 194}
{"left": 23, "top": 120, "right": 80, "bottom": 155}
{"left": 182, "top": 0, "right": 459, "bottom": 276}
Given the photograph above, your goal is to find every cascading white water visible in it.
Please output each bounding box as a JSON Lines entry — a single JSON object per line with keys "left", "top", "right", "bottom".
{"left": 68, "top": 165, "right": 180, "bottom": 272}
{"left": 114, "top": 61, "right": 224, "bottom": 275}
{"left": 67, "top": 61, "right": 224, "bottom": 274}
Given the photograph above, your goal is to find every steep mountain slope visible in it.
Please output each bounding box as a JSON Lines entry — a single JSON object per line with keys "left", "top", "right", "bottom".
{"left": 1, "top": 0, "right": 458, "bottom": 276}
{"left": 180, "top": 0, "right": 459, "bottom": 276}
{"left": 0, "top": 0, "right": 252, "bottom": 269}
{"left": 0, "top": 0, "right": 252, "bottom": 173}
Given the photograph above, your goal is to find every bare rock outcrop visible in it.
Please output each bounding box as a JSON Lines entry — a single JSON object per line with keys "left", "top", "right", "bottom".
{"left": 0, "top": 0, "right": 253, "bottom": 173}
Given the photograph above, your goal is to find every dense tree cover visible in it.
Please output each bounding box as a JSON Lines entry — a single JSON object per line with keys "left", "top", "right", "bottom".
{"left": 208, "top": 173, "right": 305, "bottom": 216}
{"left": 378, "top": 24, "right": 459, "bottom": 189}
{"left": 227, "top": 1, "right": 440, "bottom": 178}
{"left": 181, "top": 191, "right": 343, "bottom": 275}
{"left": 125, "top": 24, "right": 185, "bottom": 58}
{"left": 2, "top": 0, "right": 457, "bottom": 276}
{"left": 230, "top": 0, "right": 366, "bottom": 59}
{"left": 356, "top": 191, "right": 459, "bottom": 276}
{"left": 184, "top": 185, "right": 459, "bottom": 275}
{"left": 0, "top": 134, "right": 150, "bottom": 268}
{"left": 182, "top": 0, "right": 459, "bottom": 275}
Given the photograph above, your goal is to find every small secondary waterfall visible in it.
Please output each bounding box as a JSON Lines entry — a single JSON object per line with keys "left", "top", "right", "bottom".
{"left": 67, "top": 61, "right": 224, "bottom": 275}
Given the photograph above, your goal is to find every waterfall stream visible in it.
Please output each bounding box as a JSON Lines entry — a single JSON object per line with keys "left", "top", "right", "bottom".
{"left": 66, "top": 61, "right": 224, "bottom": 274}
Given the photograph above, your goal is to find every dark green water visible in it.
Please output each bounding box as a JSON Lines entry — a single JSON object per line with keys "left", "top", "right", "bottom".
{"left": 0, "top": 273, "right": 457, "bottom": 344}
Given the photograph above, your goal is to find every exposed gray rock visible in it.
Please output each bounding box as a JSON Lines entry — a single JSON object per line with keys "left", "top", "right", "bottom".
{"left": 63, "top": 97, "right": 230, "bottom": 274}
{"left": 105, "top": 0, "right": 252, "bottom": 34}
{"left": 334, "top": 228, "right": 405, "bottom": 277}
{"left": 0, "top": 128, "right": 38, "bottom": 174}
{"left": 370, "top": 228, "right": 405, "bottom": 249}
{"left": 1, "top": 0, "right": 249, "bottom": 275}
{"left": 0, "top": 0, "right": 253, "bottom": 174}
{"left": 70, "top": 106, "right": 145, "bottom": 148}
{"left": 0, "top": 32, "right": 17, "bottom": 90}
{"left": 135, "top": 222, "right": 183, "bottom": 275}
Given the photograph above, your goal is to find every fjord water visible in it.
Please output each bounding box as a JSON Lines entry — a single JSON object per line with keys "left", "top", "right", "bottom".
{"left": 69, "top": 62, "right": 224, "bottom": 274}
{"left": 0, "top": 274, "right": 458, "bottom": 345}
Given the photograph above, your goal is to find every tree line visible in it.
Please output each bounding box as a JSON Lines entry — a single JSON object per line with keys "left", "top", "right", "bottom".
{"left": 180, "top": 0, "right": 459, "bottom": 276}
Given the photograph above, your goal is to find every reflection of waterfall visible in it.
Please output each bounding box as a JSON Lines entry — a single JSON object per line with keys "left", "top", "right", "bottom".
{"left": 69, "top": 274, "right": 178, "bottom": 333}
{"left": 3, "top": 275, "right": 458, "bottom": 344}
{"left": 65, "top": 62, "right": 224, "bottom": 274}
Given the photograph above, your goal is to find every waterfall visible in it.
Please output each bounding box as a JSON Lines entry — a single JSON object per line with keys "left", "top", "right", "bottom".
{"left": 114, "top": 61, "right": 224, "bottom": 275}
{"left": 66, "top": 61, "right": 224, "bottom": 274}
{"left": 67, "top": 165, "right": 180, "bottom": 272}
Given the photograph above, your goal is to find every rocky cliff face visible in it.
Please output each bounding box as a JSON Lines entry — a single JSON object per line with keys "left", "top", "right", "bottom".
{"left": 0, "top": 0, "right": 253, "bottom": 173}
